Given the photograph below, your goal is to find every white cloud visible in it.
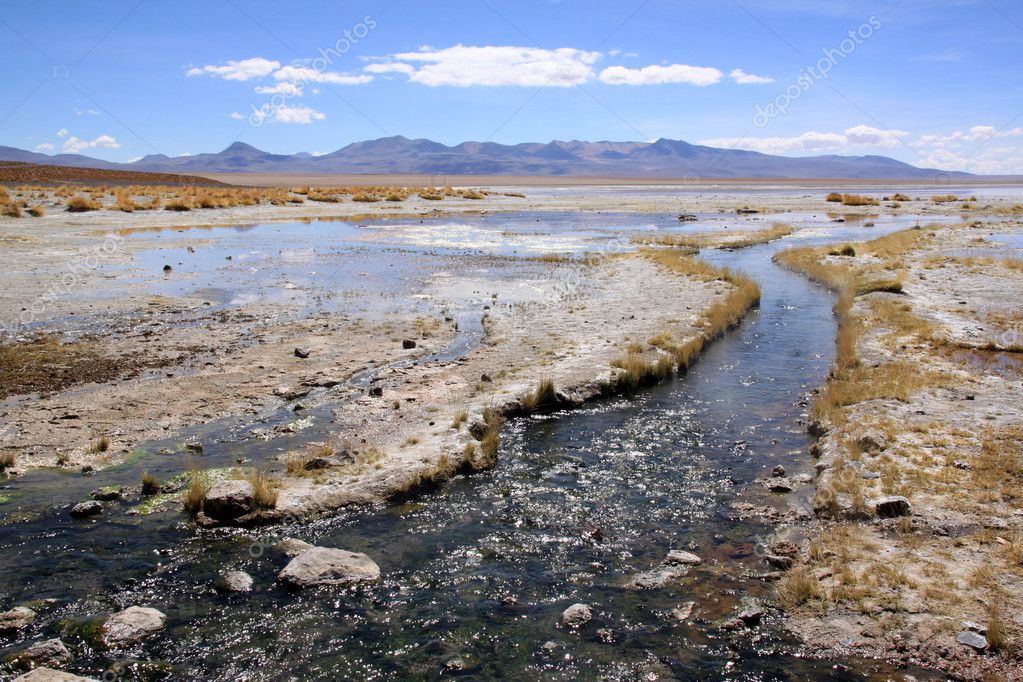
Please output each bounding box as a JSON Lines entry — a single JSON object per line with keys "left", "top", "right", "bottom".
{"left": 598, "top": 64, "right": 723, "bottom": 86}
{"left": 372, "top": 45, "right": 600, "bottom": 87}
{"left": 187, "top": 57, "right": 280, "bottom": 81}
{"left": 255, "top": 82, "right": 305, "bottom": 96}
{"left": 363, "top": 62, "right": 415, "bottom": 76}
{"left": 62, "top": 134, "right": 120, "bottom": 154}
{"left": 57, "top": 128, "right": 68, "bottom": 138}
{"left": 843, "top": 124, "right": 910, "bottom": 149}
{"left": 228, "top": 112, "right": 244, "bottom": 120}
{"left": 271, "top": 104, "right": 326, "bottom": 124}
{"left": 273, "top": 65, "right": 373, "bottom": 85}
{"left": 701, "top": 131, "right": 848, "bottom": 154}
{"left": 729, "top": 68, "right": 773, "bottom": 85}
{"left": 74, "top": 107, "right": 101, "bottom": 116}
{"left": 913, "top": 125, "right": 1023, "bottom": 149}
{"left": 34, "top": 143, "right": 54, "bottom": 152}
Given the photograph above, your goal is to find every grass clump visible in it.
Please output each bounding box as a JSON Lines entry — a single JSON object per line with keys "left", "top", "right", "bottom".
{"left": 26, "top": 204, "right": 44, "bottom": 217}
{"left": 66, "top": 196, "right": 99, "bottom": 212}
{"left": 244, "top": 469, "right": 278, "bottom": 510}
{"left": 520, "top": 378, "right": 559, "bottom": 412}
{"left": 478, "top": 407, "right": 504, "bottom": 466}
{"left": 0, "top": 452, "right": 14, "bottom": 472}
{"left": 891, "top": 193, "right": 911, "bottom": 202}
{"left": 839, "top": 194, "right": 880, "bottom": 207}
{"left": 776, "top": 565, "right": 821, "bottom": 609}
{"left": 181, "top": 467, "right": 212, "bottom": 516}
{"left": 88, "top": 435, "right": 110, "bottom": 454}
{"left": 141, "top": 471, "right": 161, "bottom": 495}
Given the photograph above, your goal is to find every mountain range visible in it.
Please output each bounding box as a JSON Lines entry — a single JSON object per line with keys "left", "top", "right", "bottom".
{"left": 0, "top": 137, "right": 975, "bottom": 180}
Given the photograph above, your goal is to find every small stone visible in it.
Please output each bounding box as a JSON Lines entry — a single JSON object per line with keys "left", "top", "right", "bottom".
{"left": 952, "top": 459, "right": 971, "bottom": 471}
{"left": 273, "top": 386, "right": 309, "bottom": 401}
{"left": 768, "top": 479, "right": 793, "bottom": 493}
{"left": 765, "top": 554, "right": 794, "bottom": 570}
{"left": 671, "top": 601, "right": 696, "bottom": 621}
{"left": 216, "top": 570, "right": 254, "bottom": 593}
{"left": 294, "top": 348, "right": 310, "bottom": 359}
{"left": 70, "top": 501, "right": 102, "bottom": 518}
{"left": 663, "top": 549, "right": 701, "bottom": 566}
{"left": 162, "top": 265, "right": 172, "bottom": 273}
{"left": 443, "top": 657, "right": 467, "bottom": 672}
{"left": 597, "top": 627, "right": 615, "bottom": 643}
{"left": 0, "top": 607, "right": 37, "bottom": 635}
{"left": 99, "top": 606, "right": 166, "bottom": 647}
{"left": 874, "top": 495, "right": 912, "bottom": 518}
{"left": 480, "top": 373, "right": 493, "bottom": 383}
{"left": 277, "top": 547, "right": 381, "bottom": 589}
{"left": 90, "top": 488, "right": 122, "bottom": 501}
{"left": 771, "top": 465, "right": 786, "bottom": 478}
{"left": 962, "top": 620, "right": 987, "bottom": 635}
{"left": 956, "top": 630, "right": 988, "bottom": 652}
{"left": 368, "top": 386, "right": 383, "bottom": 397}
{"left": 402, "top": 339, "right": 417, "bottom": 349}
{"left": 16, "top": 638, "right": 72, "bottom": 667}
{"left": 561, "top": 603, "right": 592, "bottom": 628}
{"left": 739, "top": 605, "right": 764, "bottom": 627}
{"left": 857, "top": 430, "right": 889, "bottom": 454}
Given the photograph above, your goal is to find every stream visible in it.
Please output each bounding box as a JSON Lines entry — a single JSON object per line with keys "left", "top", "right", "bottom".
{"left": 0, "top": 211, "right": 948, "bottom": 681}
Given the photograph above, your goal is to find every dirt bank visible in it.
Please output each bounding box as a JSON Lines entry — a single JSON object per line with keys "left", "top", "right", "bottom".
{"left": 774, "top": 221, "right": 1023, "bottom": 679}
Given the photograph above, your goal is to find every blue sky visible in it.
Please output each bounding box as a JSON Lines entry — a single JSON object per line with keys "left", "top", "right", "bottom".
{"left": 3, "top": 0, "right": 1023, "bottom": 173}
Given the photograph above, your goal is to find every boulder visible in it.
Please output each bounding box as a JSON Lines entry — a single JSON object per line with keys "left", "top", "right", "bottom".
{"left": 738, "top": 604, "right": 764, "bottom": 627}
{"left": 99, "top": 606, "right": 166, "bottom": 647}
{"left": 293, "top": 347, "right": 311, "bottom": 359}
{"left": 69, "top": 502, "right": 102, "bottom": 518}
{"left": 560, "top": 603, "right": 592, "bottom": 628}
{"left": 215, "top": 571, "right": 254, "bottom": 593}
{"left": 14, "top": 669, "right": 98, "bottom": 682}
{"left": 631, "top": 569, "right": 679, "bottom": 590}
{"left": 0, "top": 607, "right": 37, "bottom": 636}
{"left": 15, "top": 638, "right": 72, "bottom": 668}
{"left": 874, "top": 496, "right": 912, "bottom": 518}
{"left": 277, "top": 547, "right": 381, "bottom": 589}
{"left": 202, "top": 480, "right": 254, "bottom": 522}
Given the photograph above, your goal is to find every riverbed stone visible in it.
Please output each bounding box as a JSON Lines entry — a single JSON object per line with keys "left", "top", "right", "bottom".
{"left": 90, "top": 488, "right": 122, "bottom": 501}
{"left": 671, "top": 601, "right": 696, "bottom": 621}
{"left": 15, "top": 638, "right": 72, "bottom": 668}
{"left": 277, "top": 547, "right": 381, "bottom": 589}
{"left": 0, "top": 607, "right": 37, "bottom": 636}
{"left": 99, "top": 606, "right": 166, "bottom": 647}
{"left": 274, "top": 538, "right": 315, "bottom": 557}
{"left": 874, "top": 496, "right": 912, "bottom": 518}
{"left": 202, "top": 480, "right": 253, "bottom": 522}
{"left": 561, "top": 603, "right": 592, "bottom": 628}
{"left": 69, "top": 501, "right": 102, "bottom": 518}
{"left": 402, "top": 339, "right": 417, "bottom": 349}
{"left": 663, "top": 550, "right": 702, "bottom": 566}
{"left": 216, "top": 570, "right": 254, "bottom": 593}
{"left": 14, "top": 669, "right": 98, "bottom": 682}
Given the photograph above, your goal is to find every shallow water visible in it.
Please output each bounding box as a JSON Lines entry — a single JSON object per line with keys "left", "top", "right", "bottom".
{"left": 0, "top": 209, "right": 948, "bottom": 681}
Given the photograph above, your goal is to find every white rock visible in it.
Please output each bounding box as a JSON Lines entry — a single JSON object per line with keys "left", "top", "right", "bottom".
{"left": 14, "top": 669, "right": 98, "bottom": 682}
{"left": 277, "top": 547, "right": 381, "bottom": 589}
{"left": 99, "top": 606, "right": 166, "bottom": 647}
{"left": 561, "top": 603, "right": 592, "bottom": 628}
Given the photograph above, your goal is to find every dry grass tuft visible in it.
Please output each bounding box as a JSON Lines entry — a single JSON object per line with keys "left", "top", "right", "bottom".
{"left": 66, "top": 196, "right": 99, "bottom": 212}
{"left": 776, "top": 565, "right": 821, "bottom": 609}
{"left": 0, "top": 452, "right": 15, "bottom": 472}
{"left": 141, "top": 471, "right": 161, "bottom": 495}
{"left": 26, "top": 204, "right": 44, "bottom": 217}
{"left": 244, "top": 469, "right": 279, "bottom": 510}
{"left": 182, "top": 467, "right": 211, "bottom": 516}
{"left": 520, "top": 378, "right": 558, "bottom": 412}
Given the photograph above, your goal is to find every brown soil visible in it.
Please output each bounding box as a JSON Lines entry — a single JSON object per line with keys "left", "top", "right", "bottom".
{"left": 0, "top": 161, "right": 225, "bottom": 186}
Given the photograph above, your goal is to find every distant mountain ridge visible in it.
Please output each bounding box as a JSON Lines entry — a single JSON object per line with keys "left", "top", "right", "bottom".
{"left": 0, "top": 136, "right": 975, "bottom": 179}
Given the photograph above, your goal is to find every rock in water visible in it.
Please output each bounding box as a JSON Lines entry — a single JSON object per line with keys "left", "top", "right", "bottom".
{"left": 663, "top": 550, "right": 702, "bottom": 566}
{"left": 14, "top": 669, "right": 98, "bottom": 682}
{"left": 0, "top": 607, "right": 37, "bottom": 635}
{"left": 873, "top": 495, "right": 912, "bottom": 518}
{"left": 70, "top": 501, "right": 102, "bottom": 518}
{"left": 561, "top": 603, "right": 592, "bottom": 628}
{"left": 277, "top": 547, "right": 381, "bottom": 589}
{"left": 202, "top": 480, "right": 254, "bottom": 522}
{"left": 15, "top": 638, "right": 72, "bottom": 667}
{"left": 274, "top": 538, "right": 315, "bottom": 557}
{"left": 216, "top": 571, "right": 254, "bottom": 593}
{"left": 99, "top": 606, "right": 166, "bottom": 647}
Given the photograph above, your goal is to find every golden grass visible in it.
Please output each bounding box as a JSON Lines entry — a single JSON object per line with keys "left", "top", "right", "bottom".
{"left": 479, "top": 407, "right": 504, "bottom": 465}
{"left": 244, "top": 469, "right": 279, "bottom": 510}
{"left": 141, "top": 471, "right": 161, "bottom": 495}
{"left": 776, "top": 565, "right": 822, "bottom": 609}
{"left": 520, "top": 378, "right": 558, "bottom": 412}
{"left": 88, "top": 434, "right": 110, "bottom": 454}
{"left": 66, "top": 196, "right": 99, "bottom": 212}
{"left": 26, "top": 204, "right": 44, "bottom": 217}
{"left": 182, "top": 467, "right": 211, "bottom": 516}
{"left": 1, "top": 202, "right": 23, "bottom": 218}
{"left": 891, "top": 193, "right": 912, "bottom": 202}
{"left": 826, "top": 193, "right": 879, "bottom": 207}
{"left": 0, "top": 452, "right": 14, "bottom": 471}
